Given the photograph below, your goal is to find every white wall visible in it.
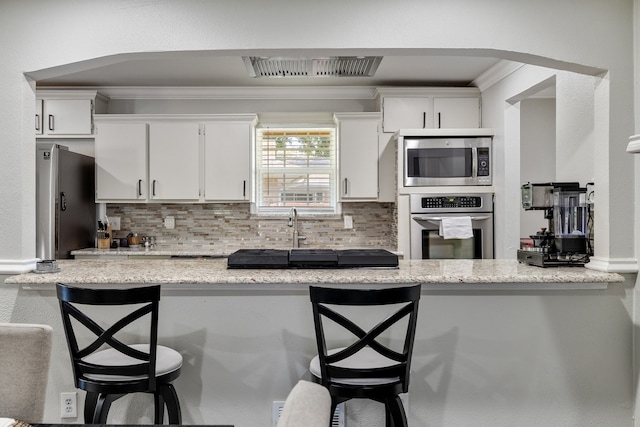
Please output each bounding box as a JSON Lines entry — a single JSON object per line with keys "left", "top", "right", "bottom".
{"left": 5, "top": 282, "right": 634, "bottom": 427}
{"left": 520, "top": 98, "right": 556, "bottom": 238}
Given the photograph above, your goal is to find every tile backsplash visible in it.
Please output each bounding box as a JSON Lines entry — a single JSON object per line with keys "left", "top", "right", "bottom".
{"left": 107, "top": 202, "right": 396, "bottom": 250}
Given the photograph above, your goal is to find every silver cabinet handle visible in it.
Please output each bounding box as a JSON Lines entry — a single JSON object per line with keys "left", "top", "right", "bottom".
{"left": 344, "top": 178, "right": 348, "bottom": 195}
{"left": 152, "top": 180, "right": 157, "bottom": 196}
{"left": 138, "top": 179, "right": 143, "bottom": 196}
{"left": 35, "top": 114, "right": 41, "bottom": 131}
{"left": 243, "top": 180, "right": 246, "bottom": 198}
{"left": 438, "top": 112, "right": 442, "bottom": 128}
{"left": 48, "top": 114, "right": 54, "bottom": 131}
{"left": 422, "top": 112, "right": 426, "bottom": 128}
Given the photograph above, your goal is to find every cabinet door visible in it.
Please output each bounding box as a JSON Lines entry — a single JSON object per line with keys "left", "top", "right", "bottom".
{"left": 95, "top": 122, "right": 147, "bottom": 201}
{"left": 203, "top": 122, "right": 251, "bottom": 201}
{"left": 43, "top": 99, "right": 93, "bottom": 135}
{"left": 433, "top": 97, "right": 480, "bottom": 128}
{"left": 149, "top": 123, "right": 200, "bottom": 201}
{"left": 35, "top": 99, "right": 43, "bottom": 135}
{"left": 382, "top": 97, "right": 433, "bottom": 132}
{"left": 339, "top": 116, "right": 379, "bottom": 200}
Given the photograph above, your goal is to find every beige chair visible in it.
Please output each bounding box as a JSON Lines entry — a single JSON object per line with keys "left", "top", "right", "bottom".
{"left": 0, "top": 323, "right": 53, "bottom": 423}
{"left": 277, "top": 380, "right": 332, "bottom": 427}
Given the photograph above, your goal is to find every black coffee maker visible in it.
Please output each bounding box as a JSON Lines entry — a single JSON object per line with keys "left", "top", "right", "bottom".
{"left": 518, "top": 182, "right": 591, "bottom": 267}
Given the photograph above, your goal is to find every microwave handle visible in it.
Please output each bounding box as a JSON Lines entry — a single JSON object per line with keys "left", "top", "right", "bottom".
{"left": 472, "top": 147, "right": 478, "bottom": 178}
{"left": 413, "top": 215, "right": 492, "bottom": 222}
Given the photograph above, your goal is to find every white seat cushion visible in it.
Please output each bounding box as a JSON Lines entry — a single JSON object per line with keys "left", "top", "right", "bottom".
{"left": 309, "top": 347, "right": 400, "bottom": 386}
{"left": 83, "top": 344, "right": 182, "bottom": 381}
{"left": 276, "top": 380, "right": 331, "bottom": 427}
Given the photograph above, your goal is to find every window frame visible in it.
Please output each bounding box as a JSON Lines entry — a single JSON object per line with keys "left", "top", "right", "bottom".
{"left": 254, "top": 123, "right": 339, "bottom": 216}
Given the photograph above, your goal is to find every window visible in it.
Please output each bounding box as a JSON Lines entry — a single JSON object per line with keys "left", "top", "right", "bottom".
{"left": 255, "top": 126, "right": 337, "bottom": 214}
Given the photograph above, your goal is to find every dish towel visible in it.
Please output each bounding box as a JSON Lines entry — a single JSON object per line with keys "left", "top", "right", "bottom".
{"left": 439, "top": 216, "right": 473, "bottom": 239}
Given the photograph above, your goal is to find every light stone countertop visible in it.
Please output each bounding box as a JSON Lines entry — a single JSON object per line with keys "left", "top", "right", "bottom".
{"left": 4, "top": 258, "right": 625, "bottom": 287}
{"left": 71, "top": 246, "right": 229, "bottom": 257}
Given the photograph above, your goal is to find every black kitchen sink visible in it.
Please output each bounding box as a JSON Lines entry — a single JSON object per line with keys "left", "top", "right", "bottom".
{"left": 226, "top": 249, "right": 290, "bottom": 269}
{"left": 289, "top": 249, "right": 338, "bottom": 268}
{"left": 227, "top": 248, "right": 398, "bottom": 269}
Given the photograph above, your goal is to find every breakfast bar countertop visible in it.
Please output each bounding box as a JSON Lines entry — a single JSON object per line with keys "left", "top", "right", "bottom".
{"left": 4, "top": 258, "right": 625, "bottom": 288}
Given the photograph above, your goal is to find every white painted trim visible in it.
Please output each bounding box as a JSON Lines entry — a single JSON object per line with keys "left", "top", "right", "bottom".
{"left": 0, "top": 258, "right": 39, "bottom": 275}
{"left": 627, "top": 135, "right": 640, "bottom": 153}
{"left": 585, "top": 256, "right": 639, "bottom": 273}
{"left": 396, "top": 128, "right": 494, "bottom": 137}
{"left": 374, "top": 86, "right": 480, "bottom": 99}
{"left": 94, "top": 113, "right": 258, "bottom": 123}
{"left": 65, "top": 86, "right": 378, "bottom": 100}
{"left": 472, "top": 60, "right": 526, "bottom": 92}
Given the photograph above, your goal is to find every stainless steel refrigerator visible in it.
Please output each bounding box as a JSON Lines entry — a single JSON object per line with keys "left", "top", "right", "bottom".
{"left": 36, "top": 143, "right": 96, "bottom": 260}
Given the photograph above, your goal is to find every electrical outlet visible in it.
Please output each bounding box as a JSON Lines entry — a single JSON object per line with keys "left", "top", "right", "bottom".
{"left": 60, "top": 391, "right": 77, "bottom": 418}
{"left": 110, "top": 216, "right": 121, "bottom": 231}
{"left": 165, "top": 216, "right": 175, "bottom": 229}
{"left": 344, "top": 215, "right": 353, "bottom": 229}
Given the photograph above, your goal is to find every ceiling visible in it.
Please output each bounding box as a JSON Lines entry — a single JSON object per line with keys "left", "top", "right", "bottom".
{"left": 33, "top": 53, "right": 503, "bottom": 88}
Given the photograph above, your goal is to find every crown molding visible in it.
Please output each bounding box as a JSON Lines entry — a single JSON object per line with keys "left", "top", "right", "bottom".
{"left": 51, "top": 86, "right": 379, "bottom": 100}
{"left": 472, "top": 60, "right": 525, "bottom": 92}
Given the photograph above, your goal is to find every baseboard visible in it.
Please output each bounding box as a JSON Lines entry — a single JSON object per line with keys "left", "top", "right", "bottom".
{"left": 0, "top": 258, "right": 38, "bottom": 275}
{"left": 585, "top": 256, "right": 638, "bottom": 273}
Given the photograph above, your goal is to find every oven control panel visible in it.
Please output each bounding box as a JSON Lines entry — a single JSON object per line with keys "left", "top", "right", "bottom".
{"left": 410, "top": 193, "right": 494, "bottom": 213}
{"left": 420, "top": 196, "right": 482, "bottom": 209}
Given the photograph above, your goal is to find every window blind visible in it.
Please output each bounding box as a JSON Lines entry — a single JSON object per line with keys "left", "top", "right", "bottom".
{"left": 256, "top": 127, "right": 337, "bottom": 214}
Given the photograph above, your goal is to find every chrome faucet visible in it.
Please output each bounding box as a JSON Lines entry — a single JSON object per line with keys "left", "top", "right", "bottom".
{"left": 288, "top": 208, "right": 306, "bottom": 248}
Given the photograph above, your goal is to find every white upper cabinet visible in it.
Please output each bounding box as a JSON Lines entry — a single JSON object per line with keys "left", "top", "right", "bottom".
{"left": 377, "top": 88, "right": 481, "bottom": 133}
{"left": 203, "top": 116, "right": 256, "bottom": 201}
{"left": 433, "top": 97, "right": 480, "bottom": 128}
{"left": 95, "top": 122, "right": 147, "bottom": 202}
{"left": 382, "top": 97, "right": 433, "bottom": 132}
{"left": 335, "top": 113, "right": 380, "bottom": 200}
{"left": 94, "top": 114, "right": 256, "bottom": 203}
{"left": 149, "top": 123, "right": 200, "bottom": 201}
{"left": 36, "top": 90, "right": 108, "bottom": 137}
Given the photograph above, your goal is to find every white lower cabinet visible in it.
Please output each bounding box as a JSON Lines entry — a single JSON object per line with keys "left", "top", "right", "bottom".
{"left": 149, "top": 123, "right": 200, "bottom": 201}
{"left": 335, "top": 113, "right": 380, "bottom": 200}
{"left": 95, "top": 122, "right": 147, "bottom": 201}
{"left": 203, "top": 120, "right": 254, "bottom": 201}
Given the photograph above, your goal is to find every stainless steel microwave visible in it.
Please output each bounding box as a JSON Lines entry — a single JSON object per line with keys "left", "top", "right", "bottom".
{"left": 403, "top": 136, "right": 492, "bottom": 186}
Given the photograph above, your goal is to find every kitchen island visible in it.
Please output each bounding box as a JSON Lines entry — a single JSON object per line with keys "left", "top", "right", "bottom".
{"left": 2, "top": 259, "right": 631, "bottom": 427}
{"left": 5, "top": 258, "right": 624, "bottom": 288}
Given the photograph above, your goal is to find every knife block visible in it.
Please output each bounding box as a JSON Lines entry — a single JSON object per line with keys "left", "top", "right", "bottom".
{"left": 97, "top": 225, "right": 112, "bottom": 249}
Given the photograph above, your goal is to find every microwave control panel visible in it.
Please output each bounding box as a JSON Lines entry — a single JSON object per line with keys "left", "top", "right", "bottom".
{"left": 477, "top": 147, "right": 490, "bottom": 177}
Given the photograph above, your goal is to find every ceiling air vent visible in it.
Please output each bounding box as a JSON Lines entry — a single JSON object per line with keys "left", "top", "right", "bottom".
{"left": 242, "top": 56, "right": 382, "bottom": 78}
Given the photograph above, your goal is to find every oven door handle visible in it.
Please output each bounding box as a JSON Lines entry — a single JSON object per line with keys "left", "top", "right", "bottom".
{"left": 413, "top": 215, "right": 492, "bottom": 223}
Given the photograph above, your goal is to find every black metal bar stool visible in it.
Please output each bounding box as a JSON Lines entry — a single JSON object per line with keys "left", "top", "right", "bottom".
{"left": 309, "top": 285, "right": 421, "bottom": 427}
{"left": 56, "top": 283, "right": 182, "bottom": 424}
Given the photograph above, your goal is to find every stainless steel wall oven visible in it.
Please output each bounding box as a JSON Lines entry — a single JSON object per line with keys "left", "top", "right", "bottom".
{"left": 410, "top": 193, "right": 494, "bottom": 259}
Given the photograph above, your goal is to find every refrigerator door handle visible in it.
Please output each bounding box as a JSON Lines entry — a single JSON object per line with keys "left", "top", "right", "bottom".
{"left": 60, "top": 192, "right": 67, "bottom": 211}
